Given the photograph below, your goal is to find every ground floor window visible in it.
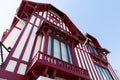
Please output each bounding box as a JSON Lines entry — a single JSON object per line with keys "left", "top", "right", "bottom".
{"left": 47, "top": 36, "right": 73, "bottom": 64}
{"left": 95, "top": 64, "right": 113, "bottom": 80}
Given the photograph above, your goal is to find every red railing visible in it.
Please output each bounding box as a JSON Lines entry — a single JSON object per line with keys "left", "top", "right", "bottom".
{"left": 30, "top": 51, "right": 90, "bottom": 79}
{"left": 90, "top": 53, "right": 108, "bottom": 63}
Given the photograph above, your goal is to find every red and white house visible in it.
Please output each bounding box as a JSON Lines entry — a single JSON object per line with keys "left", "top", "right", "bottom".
{"left": 0, "top": 0, "right": 119, "bottom": 80}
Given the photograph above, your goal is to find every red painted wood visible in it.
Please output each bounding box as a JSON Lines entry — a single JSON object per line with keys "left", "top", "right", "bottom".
{"left": 26, "top": 51, "right": 90, "bottom": 80}
{"left": 0, "top": 0, "right": 118, "bottom": 80}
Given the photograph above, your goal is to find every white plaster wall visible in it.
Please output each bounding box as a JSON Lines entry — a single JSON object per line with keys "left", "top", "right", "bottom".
{"left": 0, "top": 21, "right": 25, "bottom": 65}
{"left": 30, "top": 15, "right": 36, "bottom": 23}
{"left": 22, "top": 27, "right": 37, "bottom": 62}
{"left": 32, "top": 35, "right": 42, "bottom": 58}
{"left": 12, "top": 23, "right": 32, "bottom": 59}
{"left": 5, "top": 60, "right": 17, "bottom": 72}
{"left": 17, "top": 63, "right": 27, "bottom": 75}
{"left": 16, "top": 20, "right": 25, "bottom": 30}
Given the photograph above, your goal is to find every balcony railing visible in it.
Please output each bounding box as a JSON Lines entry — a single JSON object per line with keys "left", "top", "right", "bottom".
{"left": 90, "top": 53, "right": 108, "bottom": 63}
{"left": 27, "top": 51, "right": 90, "bottom": 80}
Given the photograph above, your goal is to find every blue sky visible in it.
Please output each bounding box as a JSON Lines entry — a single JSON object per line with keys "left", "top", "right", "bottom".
{"left": 0, "top": 0, "right": 120, "bottom": 73}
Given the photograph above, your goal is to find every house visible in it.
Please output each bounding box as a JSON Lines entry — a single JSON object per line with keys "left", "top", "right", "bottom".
{"left": 0, "top": 0, "right": 119, "bottom": 80}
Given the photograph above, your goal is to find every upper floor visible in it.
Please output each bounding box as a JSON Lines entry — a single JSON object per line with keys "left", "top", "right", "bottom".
{"left": 0, "top": 0, "right": 118, "bottom": 80}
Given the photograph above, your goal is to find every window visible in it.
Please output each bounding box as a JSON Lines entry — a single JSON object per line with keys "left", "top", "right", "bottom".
{"left": 95, "top": 64, "right": 113, "bottom": 80}
{"left": 47, "top": 36, "right": 73, "bottom": 64}
{"left": 87, "top": 44, "right": 99, "bottom": 55}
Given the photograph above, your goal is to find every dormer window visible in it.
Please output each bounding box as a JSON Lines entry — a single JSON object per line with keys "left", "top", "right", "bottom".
{"left": 47, "top": 36, "right": 73, "bottom": 64}
{"left": 87, "top": 44, "right": 99, "bottom": 55}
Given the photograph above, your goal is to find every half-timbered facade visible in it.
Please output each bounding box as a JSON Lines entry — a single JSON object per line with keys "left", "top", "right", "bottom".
{"left": 0, "top": 0, "right": 119, "bottom": 80}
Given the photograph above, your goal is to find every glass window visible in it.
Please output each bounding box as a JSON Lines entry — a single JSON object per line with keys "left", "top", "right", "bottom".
{"left": 61, "top": 42, "right": 68, "bottom": 62}
{"left": 95, "top": 65, "right": 103, "bottom": 80}
{"left": 47, "top": 36, "right": 73, "bottom": 64}
{"left": 87, "top": 44, "right": 99, "bottom": 55}
{"left": 95, "top": 64, "right": 113, "bottom": 80}
{"left": 87, "top": 44, "right": 94, "bottom": 53}
{"left": 67, "top": 45, "right": 73, "bottom": 64}
{"left": 47, "top": 36, "right": 52, "bottom": 55}
{"left": 105, "top": 69, "right": 113, "bottom": 80}
{"left": 54, "top": 38, "right": 61, "bottom": 59}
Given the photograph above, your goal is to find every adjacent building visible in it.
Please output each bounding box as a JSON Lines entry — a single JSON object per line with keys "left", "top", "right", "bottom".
{"left": 0, "top": 0, "right": 119, "bottom": 80}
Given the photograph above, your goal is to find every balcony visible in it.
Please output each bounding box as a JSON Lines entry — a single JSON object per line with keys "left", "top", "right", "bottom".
{"left": 26, "top": 51, "right": 90, "bottom": 80}
{"left": 90, "top": 53, "right": 108, "bottom": 66}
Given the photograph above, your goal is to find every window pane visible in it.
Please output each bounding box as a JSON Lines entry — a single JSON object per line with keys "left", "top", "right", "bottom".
{"left": 54, "top": 38, "right": 61, "bottom": 59}
{"left": 102, "top": 68, "right": 110, "bottom": 80}
{"left": 47, "top": 36, "right": 52, "bottom": 55}
{"left": 105, "top": 69, "right": 113, "bottom": 80}
{"left": 87, "top": 45, "right": 94, "bottom": 53}
{"left": 95, "top": 64, "right": 113, "bottom": 80}
{"left": 61, "top": 42, "right": 68, "bottom": 62}
{"left": 47, "top": 36, "right": 73, "bottom": 64}
{"left": 87, "top": 45, "right": 99, "bottom": 55}
{"left": 95, "top": 65, "right": 104, "bottom": 80}
{"left": 93, "top": 48, "right": 99, "bottom": 55}
{"left": 100, "top": 67, "right": 107, "bottom": 80}
{"left": 67, "top": 45, "right": 73, "bottom": 64}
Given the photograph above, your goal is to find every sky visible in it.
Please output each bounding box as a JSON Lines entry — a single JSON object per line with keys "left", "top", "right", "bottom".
{"left": 0, "top": 0, "right": 120, "bottom": 73}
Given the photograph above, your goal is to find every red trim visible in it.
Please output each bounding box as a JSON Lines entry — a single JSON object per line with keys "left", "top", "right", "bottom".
{"left": 81, "top": 45, "right": 99, "bottom": 79}
{"left": 0, "top": 69, "right": 24, "bottom": 80}
{"left": 108, "top": 64, "right": 119, "bottom": 80}
{"left": 43, "top": 30, "right": 49, "bottom": 53}
{"left": 71, "top": 43, "right": 79, "bottom": 66}
{"left": 14, "top": 24, "right": 34, "bottom": 73}
{"left": 75, "top": 47, "right": 83, "bottom": 68}
{"left": 25, "top": 51, "right": 90, "bottom": 80}
{"left": 39, "top": 34, "right": 44, "bottom": 52}
{"left": 80, "top": 50, "right": 94, "bottom": 79}
{"left": 3, "top": 21, "right": 29, "bottom": 70}
{"left": 86, "top": 33, "right": 101, "bottom": 48}
{"left": 83, "top": 51, "right": 97, "bottom": 80}
{"left": 86, "top": 52, "right": 100, "bottom": 79}
{"left": 0, "top": 1, "right": 117, "bottom": 80}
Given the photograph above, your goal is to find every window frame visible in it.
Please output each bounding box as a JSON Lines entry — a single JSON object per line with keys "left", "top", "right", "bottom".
{"left": 47, "top": 35, "right": 73, "bottom": 64}
{"left": 87, "top": 44, "right": 99, "bottom": 55}
{"left": 95, "top": 64, "right": 113, "bottom": 80}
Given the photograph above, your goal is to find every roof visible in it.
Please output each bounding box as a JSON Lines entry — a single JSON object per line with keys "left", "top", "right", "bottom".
{"left": 14, "top": 0, "right": 86, "bottom": 41}
{"left": 86, "top": 33, "right": 110, "bottom": 54}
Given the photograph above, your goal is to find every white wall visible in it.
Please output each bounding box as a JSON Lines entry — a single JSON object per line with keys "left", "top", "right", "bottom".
{"left": 0, "top": 21, "right": 25, "bottom": 65}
